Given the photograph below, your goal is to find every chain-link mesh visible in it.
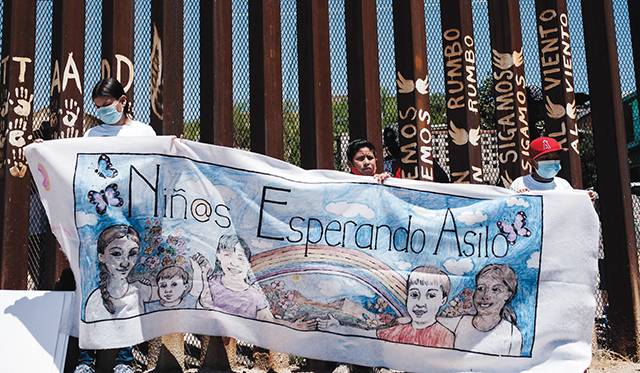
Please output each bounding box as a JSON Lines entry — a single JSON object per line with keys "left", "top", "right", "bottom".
{"left": 33, "top": 0, "right": 52, "bottom": 138}
{"left": 231, "top": 1, "right": 250, "bottom": 150}
{"left": 281, "top": 0, "right": 300, "bottom": 166}
{"left": 84, "top": 0, "right": 102, "bottom": 133}
{"left": 184, "top": 0, "right": 201, "bottom": 141}
{"left": 329, "top": 0, "right": 348, "bottom": 169}
{"left": 26, "top": 0, "right": 53, "bottom": 290}
{"left": 28, "top": 178, "right": 47, "bottom": 290}
{"left": 133, "top": 0, "right": 151, "bottom": 126}
{"left": 377, "top": 0, "right": 398, "bottom": 135}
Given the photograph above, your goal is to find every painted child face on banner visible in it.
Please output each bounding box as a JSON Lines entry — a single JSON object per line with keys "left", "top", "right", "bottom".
{"left": 217, "top": 243, "right": 251, "bottom": 282}
{"left": 474, "top": 273, "right": 513, "bottom": 317}
{"left": 98, "top": 236, "right": 140, "bottom": 280}
{"left": 158, "top": 275, "right": 188, "bottom": 306}
{"left": 407, "top": 282, "right": 447, "bottom": 329}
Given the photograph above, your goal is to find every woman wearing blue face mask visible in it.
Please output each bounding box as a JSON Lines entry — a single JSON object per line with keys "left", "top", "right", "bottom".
{"left": 84, "top": 77, "right": 156, "bottom": 137}
{"left": 510, "top": 137, "right": 596, "bottom": 201}
{"left": 75, "top": 78, "right": 156, "bottom": 373}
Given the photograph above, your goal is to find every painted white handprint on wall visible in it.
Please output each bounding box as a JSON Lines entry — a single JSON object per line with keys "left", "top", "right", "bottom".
{"left": 13, "top": 87, "right": 33, "bottom": 117}
{"left": 8, "top": 117, "right": 27, "bottom": 147}
{"left": 60, "top": 98, "right": 80, "bottom": 127}
{"left": 0, "top": 89, "right": 10, "bottom": 118}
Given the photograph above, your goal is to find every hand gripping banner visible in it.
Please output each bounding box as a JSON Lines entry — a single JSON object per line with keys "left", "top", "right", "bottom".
{"left": 25, "top": 137, "right": 599, "bottom": 372}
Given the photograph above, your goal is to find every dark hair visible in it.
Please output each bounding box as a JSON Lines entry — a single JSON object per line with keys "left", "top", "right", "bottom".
{"left": 213, "top": 234, "right": 253, "bottom": 283}
{"left": 91, "top": 77, "right": 132, "bottom": 118}
{"left": 97, "top": 224, "right": 141, "bottom": 314}
{"left": 347, "top": 139, "right": 376, "bottom": 163}
{"left": 475, "top": 264, "right": 519, "bottom": 325}
{"left": 157, "top": 265, "right": 191, "bottom": 298}
{"left": 383, "top": 123, "right": 401, "bottom": 160}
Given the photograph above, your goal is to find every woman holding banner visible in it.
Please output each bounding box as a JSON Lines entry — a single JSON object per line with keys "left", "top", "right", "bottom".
{"left": 75, "top": 77, "right": 156, "bottom": 373}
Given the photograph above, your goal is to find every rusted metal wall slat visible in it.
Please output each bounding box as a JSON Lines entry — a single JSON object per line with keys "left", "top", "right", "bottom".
{"left": 345, "top": 0, "right": 382, "bottom": 170}
{"left": 582, "top": 0, "right": 640, "bottom": 358}
{"left": 440, "top": 0, "right": 484, "bottom": 184}
{"left": 151, "top": 0, "right": 184, "bottom": 136}
{"left": 535, "top": 0, "right": 582, "bottom": 187}
{"left": 298, "top": 0, "right": 333, "bottom": 170}
{"left": 488, "top": 0, "right": 532, "bottom": 188}
{"left": 0, "top": 0, "right": 37, "bottom": 290}
{"left": 200, "top": 0, "right": 233, "bottom": 146}
{"left": 249, "top": 0, "right": 283, "bottom": 159}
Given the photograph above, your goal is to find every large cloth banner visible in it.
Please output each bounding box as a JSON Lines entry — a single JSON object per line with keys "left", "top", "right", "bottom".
{"left": 26, "top": 137, "right": 599, "bottom": 372}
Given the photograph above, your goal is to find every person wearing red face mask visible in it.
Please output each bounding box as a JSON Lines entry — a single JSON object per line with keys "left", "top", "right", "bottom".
{"left": 346, "top": 139, "right": 390, "bottom": 184}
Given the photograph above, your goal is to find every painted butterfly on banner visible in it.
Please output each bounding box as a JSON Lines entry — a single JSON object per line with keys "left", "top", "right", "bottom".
{"left": 88, "top": 183, "right": 124, "bottom": 215}
{"left": 496, "top": 211, "right": 531, "bottom": 245}
{"left": 95, "top": 154, "right": 118, "bottom": 179}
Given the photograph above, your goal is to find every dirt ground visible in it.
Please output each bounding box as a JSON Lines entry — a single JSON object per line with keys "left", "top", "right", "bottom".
{"left": 587, "top": 349, "right": 640, "bottom": 373}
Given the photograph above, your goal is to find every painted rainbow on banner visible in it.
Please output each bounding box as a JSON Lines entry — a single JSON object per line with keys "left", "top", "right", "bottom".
{"left": 250, "top": 245, "right": 408, "bottom": 316}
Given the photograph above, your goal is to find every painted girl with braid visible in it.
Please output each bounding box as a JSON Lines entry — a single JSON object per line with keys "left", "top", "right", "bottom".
{"left": 84, "top": 224, "right": 156, "bottom": 322}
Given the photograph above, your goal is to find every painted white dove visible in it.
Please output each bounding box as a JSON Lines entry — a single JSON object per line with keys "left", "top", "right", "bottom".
{"left": 492, "top": 48, "right": 523, "bottom": 69}
{"left": 415, "top": 75, "right": 429, "bottom": 95}
{"left": 545, "top": 96, "right": 566, "bottom": 119}
{"left": 449, "top": 120, "right": 469, "bottom": 146}
{"left": 396, "top": 72, "right": 415, "bottom": 94}
{"left": 468, "top": 127, "right": 480, "bottom": 146}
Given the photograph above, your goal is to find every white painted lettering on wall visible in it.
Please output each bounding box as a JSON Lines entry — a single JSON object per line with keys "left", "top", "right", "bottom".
{"left": 100, "top": 55, "right": 134, "bottom": 93}
{"left": 151, "top": 24, "right": 164, "bottom": 120}
{"left": 396, "top": 70, "right": 433, "bottom": 181}
{"left": 538, "top": 9, "right": 579, "bottom": 155}
{"left": 50, "top": 53, "right": 83, "bottom": 96}
{"left": 492, "top": 46, "right": 530, "bottom": 183}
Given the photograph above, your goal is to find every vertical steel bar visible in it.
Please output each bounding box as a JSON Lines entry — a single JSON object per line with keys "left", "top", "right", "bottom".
{"left": 0, "top": 0, "right": 37, "bottom": 290}
{"left": 41, "top": 0, "right": 86, "bottom": 289}
{"left": 298, "top": 0, "right": 333, "bottom": 170}
{"left": 439, "top": 0, "right": 484, "bottom": 184}
{"left": 534, "top": 0, "right": 582, "bottom": 188}
{"left": 345, "top": 0, "right": 382, "bottom": 171}
{"left": 582, "top": 0, "right": 640, "bottom": 358}
{"left": 249, "top": 0, "right": 283, "bottom": 159}
{"left": 488, "top": 0, "right": 532, "bottom": 187}
{"left": 393, "top": 0, "right": 434, "bottom": 181}
{"left": 150, "top": 0, "right": 184, "bottom": 136}
{"left": 101, "top": 0, "right": 135, "bottom": 102}
{"left": 200, "top": 0, "right": 233, "bottom": 146}
{"left": 51, "top": 0, "right": 85, "bottom": 140}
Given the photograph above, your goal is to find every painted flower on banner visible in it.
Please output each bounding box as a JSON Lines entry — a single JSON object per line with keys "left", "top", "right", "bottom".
{"left": 145, "top": 256, "right": 160, "bottom": 270}
{"left": 440, "top": 287, "right": 476, "bottom": 317}
{"left": 357, "top": 314, "right": 379, "bottom": 330}
{"left": 265, "top": 280, "right": 302, "bottom": 319}
{"left": 130, "top": 220, "right": 191, "bottom": 281}
{"left": 365, "top": 297, "right": 394, "bottom": 327}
